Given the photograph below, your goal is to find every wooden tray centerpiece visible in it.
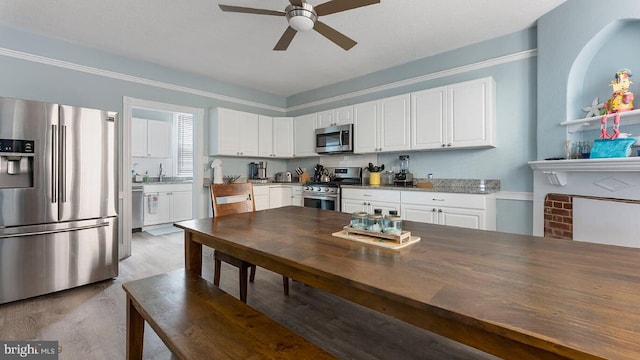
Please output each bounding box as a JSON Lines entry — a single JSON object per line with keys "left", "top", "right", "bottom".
{"left": 332, "top": 226, "right": 421, "bottom": 250}
{"left": 342, "top": 226, "right": 411, "bottom": 243}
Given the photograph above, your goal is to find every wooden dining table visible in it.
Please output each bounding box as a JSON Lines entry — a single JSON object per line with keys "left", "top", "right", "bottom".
{"left": 174, "top": 206, "right": 640, "bottom": 360}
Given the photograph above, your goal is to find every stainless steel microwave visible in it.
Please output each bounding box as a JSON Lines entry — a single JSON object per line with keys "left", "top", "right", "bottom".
{"left": 315, "top": 124, "right": 354, "bottom": 154}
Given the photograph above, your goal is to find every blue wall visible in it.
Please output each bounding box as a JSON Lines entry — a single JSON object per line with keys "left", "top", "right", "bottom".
{"left": 2, "top": 0, "right": 635, "bottom": 236}
{"left": 537, "top": 0, "right": 640, "bottom": 160}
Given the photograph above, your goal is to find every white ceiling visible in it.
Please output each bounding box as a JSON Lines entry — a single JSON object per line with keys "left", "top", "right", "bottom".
{"left": 0, "top": 0, "right": 566, "bottom": 97}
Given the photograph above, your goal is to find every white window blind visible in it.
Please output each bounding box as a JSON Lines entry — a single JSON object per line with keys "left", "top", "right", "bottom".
{"left": 176, "top": 113, "right": 193, "bottom": 177}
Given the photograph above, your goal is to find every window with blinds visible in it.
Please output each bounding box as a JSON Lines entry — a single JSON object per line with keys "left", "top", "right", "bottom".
{"left": 176, "top": 112, "right": 193, "bottom": 177}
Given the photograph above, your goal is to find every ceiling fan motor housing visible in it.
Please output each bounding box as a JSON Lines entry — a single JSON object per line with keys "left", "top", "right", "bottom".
{"left": 285, "top": 3, "right": 317, "bottom": 31}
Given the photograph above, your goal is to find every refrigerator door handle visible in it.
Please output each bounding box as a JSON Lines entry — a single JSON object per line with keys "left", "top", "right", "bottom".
{"left": 0, "top": 222, "right": 110, "bottom": 239}
{"left": 61, "top": 125, "right": 67, "bottom": 203}
{"left": 52, "top": 124, "right": 58, "bottom": 203}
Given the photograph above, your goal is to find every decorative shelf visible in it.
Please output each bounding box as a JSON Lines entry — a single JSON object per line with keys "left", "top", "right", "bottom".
{"left": 560, "top": 109, "right": 640, "bottom": 133}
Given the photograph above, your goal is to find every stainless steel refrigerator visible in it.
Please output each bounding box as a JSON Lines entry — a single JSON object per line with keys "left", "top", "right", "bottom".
{"left": 0, "top": 97, "right": 118, "bottom": 304}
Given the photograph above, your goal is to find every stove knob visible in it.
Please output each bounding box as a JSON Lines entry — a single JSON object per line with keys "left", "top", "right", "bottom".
{"left": 304, "top": 186, "right": 310, "bottom": 191}
{"left": 328, "top": 188, "right": 335, "bottom": 193}
{"left": 314, "top": 187, "right": 321, "bottom": 192}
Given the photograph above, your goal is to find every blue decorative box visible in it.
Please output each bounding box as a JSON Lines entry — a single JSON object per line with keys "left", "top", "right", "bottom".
{"left": 589, "top": 138, "right": 636, "bottom": 158}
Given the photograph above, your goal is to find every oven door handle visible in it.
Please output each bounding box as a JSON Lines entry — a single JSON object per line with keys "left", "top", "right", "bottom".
{"left": 303, "top": 194, "right": 338, "bottom": 201}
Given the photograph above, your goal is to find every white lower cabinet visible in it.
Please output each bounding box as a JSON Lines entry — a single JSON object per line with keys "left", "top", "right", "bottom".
{"left": 143, "top": 184, "right": 193, "bottom": 226}
{"left": 341, "top": 188, "right": 400, "bottom": 216}
{"left": 400, "top": 191, "right": 495, "bottom": 230}
{"left": 269, "top": 186, "right": 292, "bottom": 208}
{"left": 253, "top": 184, "right": 302, "bottom": 210}
{"left": 291, "top": 185, "right": 303, "bottom": 206}
{"left": 253, "top": 186, "right": 270, "bottom": 211}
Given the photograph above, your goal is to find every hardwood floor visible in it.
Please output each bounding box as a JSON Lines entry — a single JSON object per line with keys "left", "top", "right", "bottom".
{"left": 0, "top": 231, "right": 498, "bottom": 360}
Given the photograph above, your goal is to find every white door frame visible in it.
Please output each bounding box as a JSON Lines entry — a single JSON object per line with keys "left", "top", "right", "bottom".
{"left": 121, "top": 96, "right": 205, "bottom": 258}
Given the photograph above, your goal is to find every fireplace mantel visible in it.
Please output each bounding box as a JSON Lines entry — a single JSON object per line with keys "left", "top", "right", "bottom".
{"left": 529, "top": 158, "right": 640, "bottom": 172}
{"left": 529, "top": 158, "right": 640, "bottom": 186}
{"left": 530, "top": 157, "right": 640, "bottom": 237}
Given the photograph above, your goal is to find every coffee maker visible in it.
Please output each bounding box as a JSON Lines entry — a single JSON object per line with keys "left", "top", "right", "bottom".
{"left": 249, "top": 161, "right": 267, "bottom": 181}
{"left": 394, "top": 155, "right": 413, "bottom": 186}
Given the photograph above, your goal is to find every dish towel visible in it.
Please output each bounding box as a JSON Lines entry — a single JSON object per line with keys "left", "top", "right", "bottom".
{"left": 148, "top": 195, "right": 158, "bottom": 214}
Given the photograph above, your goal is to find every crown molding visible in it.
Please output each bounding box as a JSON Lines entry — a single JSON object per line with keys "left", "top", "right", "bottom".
{"left": 0, "top": 47, "right": 286, "bottom": 112}
{"left": 286, "top": 49, "right": 537, "bottom": 112}
{"left": 1, "top": 47, "right": 536, "bottom": 114}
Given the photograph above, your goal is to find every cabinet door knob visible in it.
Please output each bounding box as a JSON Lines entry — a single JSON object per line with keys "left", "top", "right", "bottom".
{"left": 432, "top": 208, "right": 437, "bottom": 212}
{"left": 447, "top": 143, "right": 452, "bottom": 147}
{"left": 438, "top": 209, "right": 443, "bottom": 213}
{"left": 441, "top": 144, "right": 446, "bottom": 147}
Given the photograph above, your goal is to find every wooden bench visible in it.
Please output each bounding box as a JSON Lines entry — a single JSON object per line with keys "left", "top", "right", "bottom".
{"left": 123, "top": 269, "right": 335, "bottom": 360}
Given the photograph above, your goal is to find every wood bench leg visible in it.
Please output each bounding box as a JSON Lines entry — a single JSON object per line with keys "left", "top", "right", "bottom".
{"left": 126, "top": 295, "right": 145, "bottom": 360}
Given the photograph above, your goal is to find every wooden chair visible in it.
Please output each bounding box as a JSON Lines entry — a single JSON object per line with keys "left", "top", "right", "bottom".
{"left": 210, "top": 183, "right": 289, "bottom": 303}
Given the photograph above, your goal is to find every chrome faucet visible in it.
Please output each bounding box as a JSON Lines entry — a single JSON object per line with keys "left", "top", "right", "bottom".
{"left": 158, "top": 163, "right": 165, "bottom": 182}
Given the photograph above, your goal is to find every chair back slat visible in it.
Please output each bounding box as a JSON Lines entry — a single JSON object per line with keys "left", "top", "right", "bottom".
{"left": 210, "top": 183, "right": 256, "bottom": 218}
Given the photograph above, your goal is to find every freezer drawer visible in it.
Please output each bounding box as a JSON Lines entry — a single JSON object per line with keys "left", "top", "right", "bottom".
{"left": 0, "top": 217, "right": 118, "bottom": 304}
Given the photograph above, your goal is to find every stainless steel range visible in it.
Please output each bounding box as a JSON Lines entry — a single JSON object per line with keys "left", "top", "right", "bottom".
{"left": 302, "top": 167, "right": 361, "bottom": 212}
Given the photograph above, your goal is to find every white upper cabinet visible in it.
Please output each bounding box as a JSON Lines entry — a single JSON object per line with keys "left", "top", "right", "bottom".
{"left": 293, "top": 113, "right": 317, "bottom": 157}
{"left": 316, "top": 105, "right": 353, "bottom": 128}
{"left": 353, "top": 100, "right": 378, "bottom": 153}
{"left": 273, "top": 117, "right": 294, "bottom": 157}
{"left": 412, "top": 77, "right": 495, "bottom": 150}
{"left": 259, "top": 116, "right": 293, "bottom": 158}
{"left": 209, "top": 107, "right": 259, "bottom": 156}
{"left": 132, "top": 118, "right": 171, "bottom": 158}
{"left": 258, "top": 115, "right": 274, "bottom": 157}
{"left": 354, "top": 94, "right": 410, "bottom": 153}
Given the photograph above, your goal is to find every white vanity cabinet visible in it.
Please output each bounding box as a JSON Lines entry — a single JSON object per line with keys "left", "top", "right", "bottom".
{"left": 400, "top": 191, "right": 496, "bottom": 230}
{"left": 411, "top": 77, "right": 495, "bottom": 150}
{"left": 354, "top": 94, "right": 411, "bottom": 153}
{"left": 209, "top": 107, "right": 259, "bottom": 156}
{"left": 341, "top": 188, "right": 400, "bottom": 215}
{"left": 132, "top": 118, "right": 171, "bottom": 158}
{"left": 293, "top": 113, "right": 318, "bottom": 157}
{"left": 143, "top": 183, "right": 193, "bottom": 226}
{"left": 259, "top": 116, "right": 293, "bottom": 158}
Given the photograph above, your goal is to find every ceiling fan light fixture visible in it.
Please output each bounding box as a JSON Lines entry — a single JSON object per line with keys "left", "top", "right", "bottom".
{"left": 285, "top": 3, "right": 317, "bottom": 32}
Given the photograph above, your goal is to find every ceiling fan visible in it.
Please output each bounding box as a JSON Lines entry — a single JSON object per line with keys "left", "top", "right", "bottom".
{"left": 218, "top": 0, "right": 380, "bottom": 51}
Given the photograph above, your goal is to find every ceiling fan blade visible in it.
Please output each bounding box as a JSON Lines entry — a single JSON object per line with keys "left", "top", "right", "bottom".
{"left": 219, "top": 4, "right": 285, "bottom": 16}
{"left": 313, "top": 21, "right": 357, "bottom": 50}
{"left": 288, "top": 0, "right": 304, "bottom": 6}
{"left": 274, "top": 27, "right": 298, "bottom": 51}
{"left": 314, "top": 0, "right": 379, "bottom": 16}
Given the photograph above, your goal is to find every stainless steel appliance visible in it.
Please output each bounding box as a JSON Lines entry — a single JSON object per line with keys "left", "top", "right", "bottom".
{"left": 394, "top": 154, "right": 414, "bottom": 186}
{"left": 275, "top": 171, "right": 292, "bottom": 183}
{"left": 0, "top": 97, "right": 118, "bottom": 304}
{"left": 249, "top": 161, "right": 268, "bottom": 180}
{"left": 302, "top": 166, "right": 361, "bottom": 212}
{"left": 132, "top": 185, "right": 144, "bottom": 230}
{"left": 315, "top": 124, "right": 354, "bottom": 154}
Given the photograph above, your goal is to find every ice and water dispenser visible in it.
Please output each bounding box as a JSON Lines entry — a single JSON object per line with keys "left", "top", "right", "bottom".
{"left": 0, "top": 139, "right": 34, "bottom": 188}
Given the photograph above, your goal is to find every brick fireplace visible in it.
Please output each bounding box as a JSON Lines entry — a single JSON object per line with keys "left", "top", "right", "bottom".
{"left": 544, "top": 193, "right": 573, "bottom": 239}
{"left": 530, "top": 158, "right": 640, "bottom": 247}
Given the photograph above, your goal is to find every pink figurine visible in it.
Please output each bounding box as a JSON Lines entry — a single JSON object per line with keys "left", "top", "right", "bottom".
{"left": 601, "top": 69, "right": 634, "bottom": 139}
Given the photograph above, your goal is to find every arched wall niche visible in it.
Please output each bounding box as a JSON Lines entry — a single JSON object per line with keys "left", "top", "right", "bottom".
{"left": 567, "top": 19, "right": 640, "bottom": 121}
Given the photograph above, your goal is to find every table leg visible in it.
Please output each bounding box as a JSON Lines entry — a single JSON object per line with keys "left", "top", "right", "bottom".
{"left": 126, "top": 295, "right": 144, "bottom": 360}
{"left": 184, "top": 230, "right": 202, "bottom": 276}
